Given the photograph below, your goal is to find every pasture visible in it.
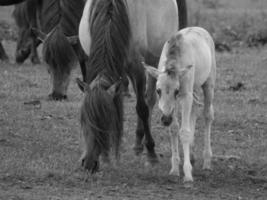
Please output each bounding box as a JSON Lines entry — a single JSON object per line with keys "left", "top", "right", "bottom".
{"left": 0, "top": 0, "right": 267, "bottom": 199}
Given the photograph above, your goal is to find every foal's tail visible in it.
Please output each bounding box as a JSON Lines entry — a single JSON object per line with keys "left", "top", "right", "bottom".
{"left": 176, "top": 0, "right": 188, "bottom": 29}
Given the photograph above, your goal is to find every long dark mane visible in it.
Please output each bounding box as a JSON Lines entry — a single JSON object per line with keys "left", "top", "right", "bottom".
{"left": 82, "top": 0, "right": 131, "bottom": 156}
{"left": 12, "top": 0, "right": 39, "bottom": 29}
{"left": 86, "top": 0, "right": 130, "bottom": 83}
{"left": 41, "top": 0, "right": 84, "bottom": 74}
{"left": 81, "top": 87, "right": 123, "bottom": 156}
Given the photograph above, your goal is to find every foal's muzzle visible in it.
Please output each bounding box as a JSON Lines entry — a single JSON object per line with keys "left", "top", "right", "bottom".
{"left": 161, "top": 115, "right": 173, "bottom": 126}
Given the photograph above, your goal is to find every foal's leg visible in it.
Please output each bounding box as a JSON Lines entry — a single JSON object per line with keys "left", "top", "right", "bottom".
{"left": 127, "top": 59, "right": 158, "bottom": 164}
{"left": 190, "top": 102, "right": 198, "bottom": 165}
{"left": 202, "top": 79, "right": 214, "bottom": 170}
{"left": 180, "top": 93, "right": 194, "bottom": 182}
{"left": 169, "top": 115, "right": 180, "bottom": 176}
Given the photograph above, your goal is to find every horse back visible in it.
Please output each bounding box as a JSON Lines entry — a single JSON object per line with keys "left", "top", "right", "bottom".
{"left": 179, "top": 27, "right": 216, "bottom": 86}
{"left": 127, "top": 0, "right": 178, "bottom": 57}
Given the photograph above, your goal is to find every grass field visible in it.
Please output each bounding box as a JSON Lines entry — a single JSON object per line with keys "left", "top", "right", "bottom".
{"left": 0, "top": 0, "right": 267, "bottom": 199}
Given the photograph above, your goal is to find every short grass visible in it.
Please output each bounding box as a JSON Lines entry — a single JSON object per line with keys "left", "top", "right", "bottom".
{"left": 0, "top": 1, "right": 267, "bottom": 199}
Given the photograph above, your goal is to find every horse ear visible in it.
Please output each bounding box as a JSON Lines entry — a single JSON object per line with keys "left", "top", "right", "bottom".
{"left": 76, "top": 78, "right": 90, "bottom": 93}
{"left": 31, "top": 28, "right": 46, "bottom": 42}
{"left": 142, "top": 62, "right": 160, "bottom": 79}
{"left": 107, "top": 81, "right": 122, "bottom": 98}
{"left": 179, "top": 64, "right": 193, "bottom": 77}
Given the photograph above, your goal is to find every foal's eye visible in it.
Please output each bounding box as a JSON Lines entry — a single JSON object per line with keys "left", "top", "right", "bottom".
{"left": 156, "top": 88, "right": 161, "bottom": 96}
{"left": 174, "top": 89, "right": 179, "bottom": 97}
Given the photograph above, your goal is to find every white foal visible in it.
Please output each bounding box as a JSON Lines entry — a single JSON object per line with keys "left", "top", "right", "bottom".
{"left": 143, "top": 27, "right": 216, "bottom": 183}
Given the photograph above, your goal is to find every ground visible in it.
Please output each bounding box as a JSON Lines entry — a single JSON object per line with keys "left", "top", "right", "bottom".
{"left": 0, "top": 1, "right": 267, "bottom": 200}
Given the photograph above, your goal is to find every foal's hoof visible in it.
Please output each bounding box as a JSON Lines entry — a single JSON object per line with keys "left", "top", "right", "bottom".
{"left": 48, "top": 92, "right": 67, "bottom": 101}
{"left": 169, "top": 168, "right": 180, "bottom": 176}
{"left": 183, "top": 180, "right": 194, "bottom": 189}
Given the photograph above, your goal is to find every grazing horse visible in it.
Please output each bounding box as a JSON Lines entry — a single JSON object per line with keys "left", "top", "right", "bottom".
{"left": 144, "top": 27, "right": 216, "bottom": 183}
{"left": 77, "top": 0, "right": 187, "bottom": 173}
{"left": 0, "top": 0, "right": 87, "bottom": 100}
{"left": 12, "top": 0, "right": 41, "bottom": 64}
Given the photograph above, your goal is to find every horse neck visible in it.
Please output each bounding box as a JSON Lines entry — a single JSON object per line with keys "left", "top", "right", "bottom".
{"left": 86, "top": 0, "right": 131, "bottom": 83}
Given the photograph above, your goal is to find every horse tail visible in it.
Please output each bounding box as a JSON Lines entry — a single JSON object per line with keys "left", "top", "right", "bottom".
{"left": 88, "top": 0, "right": 131, "bottom": 82}
{"left": 176, "top": 0, "right": 188, "bottom": 29}
{"left": 43, "top": 26, "right": 76, "bottom": 77}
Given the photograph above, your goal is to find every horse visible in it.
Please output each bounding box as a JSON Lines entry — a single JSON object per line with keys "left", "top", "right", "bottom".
{"left": 0, "top": 0, "right": 87, "bottom": 101}
{"left": 143, "top": 27, "right": 216, "bottom": 184}
{"left": 77, "top": 0, "right": 187, "bottom": 174}
{"left": 12, "top": 0, "right": 41, "bottom": 64}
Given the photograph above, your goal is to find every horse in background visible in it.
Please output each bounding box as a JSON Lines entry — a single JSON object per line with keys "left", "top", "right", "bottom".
{"left": 12, "top": 0, "right": 41, "bottom": 64}
{"left": 144, "top": 27, "right": 216, "bottom": 184}
{"left": 77, "top": 0, "right": 187, "bottom": 173}
{"left": 1, "top": 0, "right": 87, "bottom": 100}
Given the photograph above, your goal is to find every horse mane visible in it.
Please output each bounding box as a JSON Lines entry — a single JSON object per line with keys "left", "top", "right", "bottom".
{"left": 41, "top": 0, "right": 84, "bottom": 36}
{"left": 167, "top": 34, "right": 183, "bottom": 61}
{"left": 41, "top": 0, "right": 85, "bottom": 74}
{"left": 12, "top": 0, "right": 39, "bottom": 29}
{"left": 80, "top": 87, "right": 123, "bottom": 156}
{"left": 81, "top": 0, "right": 130, "bottom": 157}
{"left": 165, "top": 34, "right": 185, "bottom": 76}
{"left": 86, "top": 0, "right": 131, "bottom": 83}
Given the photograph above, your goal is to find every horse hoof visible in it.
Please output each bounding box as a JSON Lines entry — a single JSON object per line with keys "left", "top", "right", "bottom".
{"left": 183, "top": 180, "right": 194, "bottom": 189}
{"left": 169, "top": 168, "right": 180, "bottom": 177}
{"left": 146, "top": 154, "right": 159, "bottom": 167}
{"left": 202, "top": 160, "right": 212, "bottom": 170}
{"left": 48, "top": 93, "right": 67, "bottom": 101}
{"left": 133, "top": 144, "right": 144, "bottom": 156}
{"left": 31, "top": 58, "right": 41, "bottom": 65}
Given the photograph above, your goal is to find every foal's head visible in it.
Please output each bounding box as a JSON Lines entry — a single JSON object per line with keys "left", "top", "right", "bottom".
{"left": 77, "top": 77, "right": 123, "bottom": 173}
{"left": 143, "top": 35, "right": 192, "bottom": 126}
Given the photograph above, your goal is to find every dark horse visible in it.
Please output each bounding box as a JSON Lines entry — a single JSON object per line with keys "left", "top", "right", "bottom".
{"left": 77, "top": 0, "right": 187, "bottom": 173}
{"left": 1, "top": 0, "right": 87, "bottom": 100}
{"left": 12, "top": 0, "right": 41, "bottom": 64}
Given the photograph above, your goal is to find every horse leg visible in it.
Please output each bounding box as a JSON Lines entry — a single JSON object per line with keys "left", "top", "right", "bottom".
{"left": 202, "top": 79, "right": 214, "bottom": 170}
{"left": 169, "top": 115, "right": 180, "bottom": 176}
{"left": 122, "top": 76, "right": 131, "bottom": 97}
{"left": 145, "top": 53, "right": 158, "bottom": 128}
{"left": 190, "top": 102, "right": 198, "bottom": 166}
{"left": 179, "top": 93, "right": 194, "bottom": 182}
{"left": 72, "top": 43, "right": 87, "bottom": 82}
{"left": 30, "top": 39, "right": 41, "bottom": 64}
{"left": 127, "top": 60, "right": 158, "bottom": 164}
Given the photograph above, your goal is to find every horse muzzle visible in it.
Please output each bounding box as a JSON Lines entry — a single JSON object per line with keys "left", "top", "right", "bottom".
{"left": 161, "top": 114, "right": 173, "bottom": 127}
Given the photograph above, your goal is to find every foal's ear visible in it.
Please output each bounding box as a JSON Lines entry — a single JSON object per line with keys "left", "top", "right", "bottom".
{"left": 142, "top": 62, "right": 160, "bottom": 79}
{"left": 179, "top": 65, "right": 193, "bottom": 77}
{"left": 107, "top": 81, "right": 122, "bottom": 98}
{"left": 76, "top": 78, "right": 90, "bottom": 93}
